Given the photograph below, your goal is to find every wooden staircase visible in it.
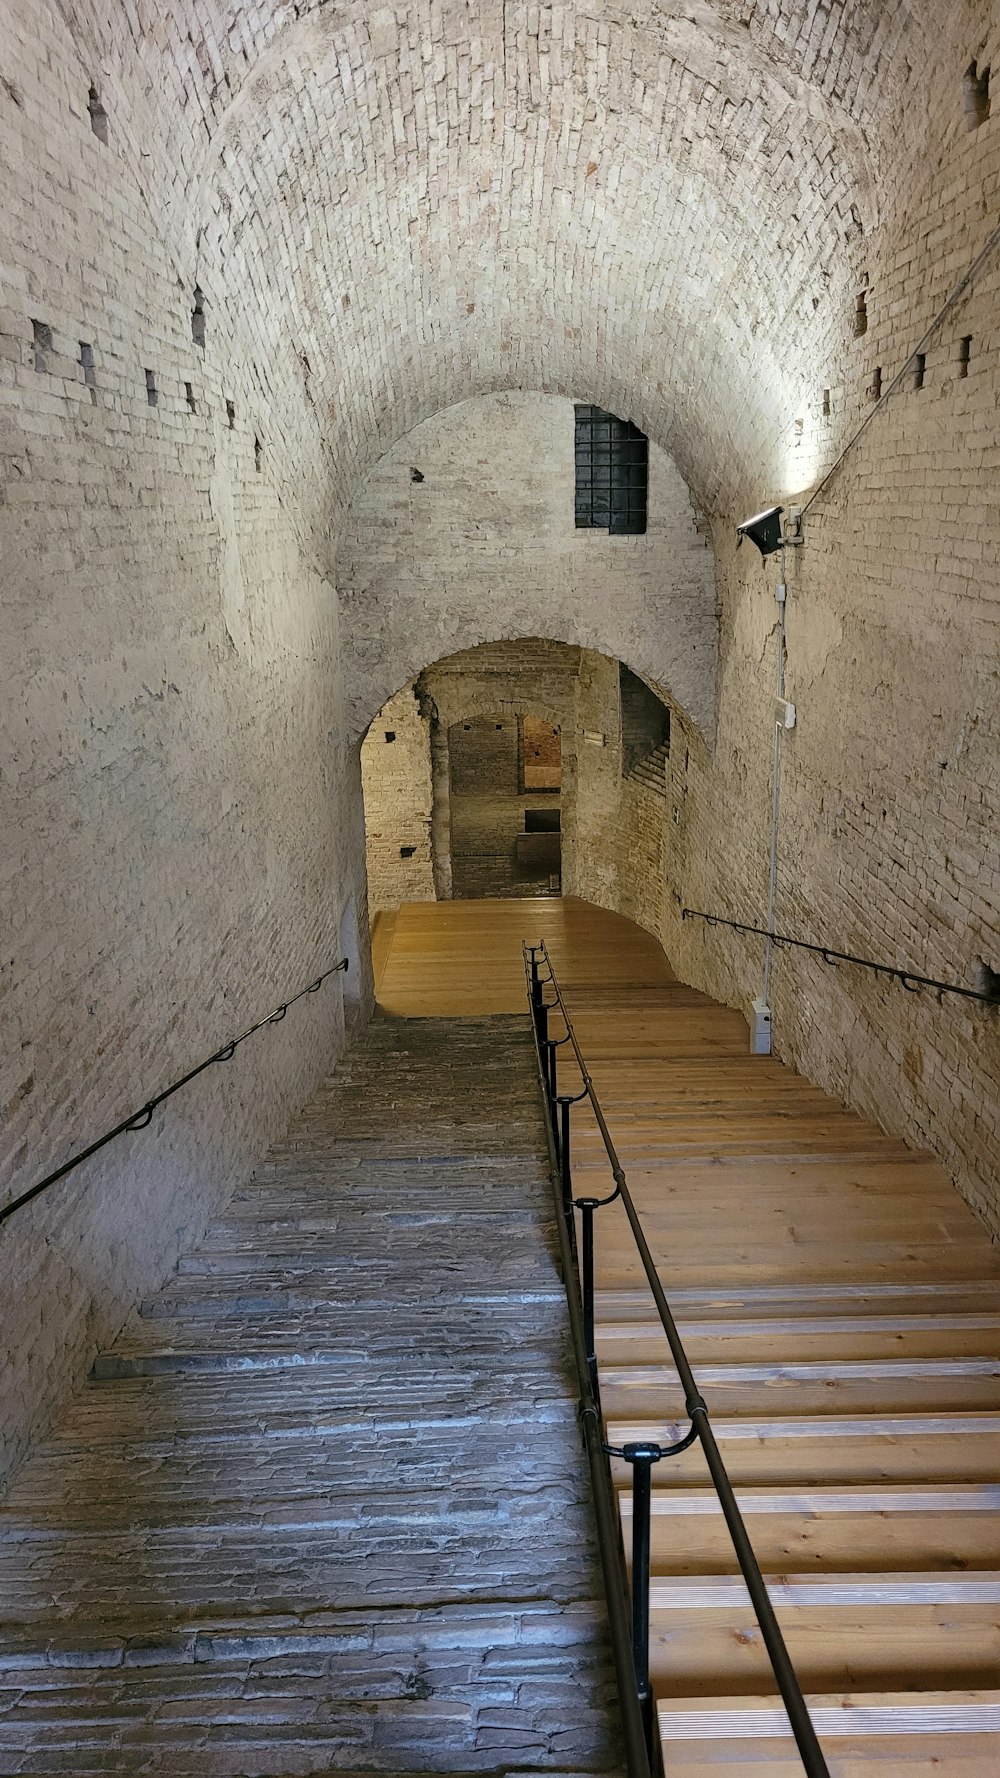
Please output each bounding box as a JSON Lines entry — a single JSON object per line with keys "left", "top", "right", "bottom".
{"left": 556, "top": 977, "right": 1000, "bottom": 1775}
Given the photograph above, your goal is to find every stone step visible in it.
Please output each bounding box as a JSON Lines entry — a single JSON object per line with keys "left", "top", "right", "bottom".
{"left": 0, "top": 1013, "right": 619, "bottom": 1770}
{"left": 0, "top": 1605, "right": 621, "bottom": 1774}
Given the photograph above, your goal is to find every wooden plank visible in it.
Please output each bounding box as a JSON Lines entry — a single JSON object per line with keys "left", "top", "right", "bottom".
{"left": 618, "top": 1484, "right": 1000, "bottom": 1576}
{"left": 375, "top": 895, "right": 675, "bottom": 1015}
{"left": 596, "top": 1312, "right": 1000, "bottom": 1363}
{"left": 658, "top": 1693, "right": 1000, "bottom": 1776}
{"left": 649, "top": 1601, "right": 1000, "bottom": 1694}
{"left": 598, "top": 1358, "right": 1000, "bottom": 1419}
{"left": 606, "top": 1414, "right": 1000, "bottom": 1486}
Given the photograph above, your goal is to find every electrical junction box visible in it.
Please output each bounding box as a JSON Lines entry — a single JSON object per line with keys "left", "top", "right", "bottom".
{"left": 775, "top": 697, "right": 796, "bottom": 729}
{"left": 750, "top": 997, "right": 772, "bottom": 1055}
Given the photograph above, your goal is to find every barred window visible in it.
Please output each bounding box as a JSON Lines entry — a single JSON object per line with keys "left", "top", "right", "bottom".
{"left": 574, "top": 405, "right": 648, "bottom": 534}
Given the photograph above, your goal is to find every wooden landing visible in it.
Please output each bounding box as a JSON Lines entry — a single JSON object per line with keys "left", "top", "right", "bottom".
{"left": 373, "top": 899, "right": 1000, "bottom": 1771}
{"left": 374, "top": 896, "right": 673, "bottom": 1016}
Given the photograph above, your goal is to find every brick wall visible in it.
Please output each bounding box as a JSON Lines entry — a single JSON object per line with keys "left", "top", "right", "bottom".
{"left": 359, "top": 686, "right": 436, "bottom": 917}
{"left": 5, "top": 0, "right": 1000, "bottom": 1489}
{"left": 522, "top": 718, "right": 562, "bottom": 791}
{"left": 0, "top": 3, "right": 370, "bottom": 1485}
{"left": 361, "top": 643, "right": 585, "bottom": 906}
{"left": 339, "top": 392, "right": 718, "bottom": 745}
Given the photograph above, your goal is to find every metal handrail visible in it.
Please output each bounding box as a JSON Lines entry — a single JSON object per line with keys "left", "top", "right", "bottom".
{"left": 682, "top": 907, "right": 1000, "bottom": 1006}
{"left": 521, "top": 946, "right": 653, "bottom": 1778}
{"left": 524, "top": 939, "right": 830, "bottom": 1777}
{"left": 0, "top": 957, "right": 350, "bottom": 1228}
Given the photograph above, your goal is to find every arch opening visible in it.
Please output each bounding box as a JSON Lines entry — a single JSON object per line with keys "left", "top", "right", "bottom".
{"left": 339, "top": 389, "right": 720, "bottom": 749}
{"left": 360, "top": 637, "right": 696, "bottom": 939}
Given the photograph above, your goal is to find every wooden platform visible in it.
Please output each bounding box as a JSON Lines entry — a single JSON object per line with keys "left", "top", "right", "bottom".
{"left": 375, "top": 899, "right": 1000, "bottom": 1772}
{"left": 374, "top": 895, "right": 673, "bottom": 1016}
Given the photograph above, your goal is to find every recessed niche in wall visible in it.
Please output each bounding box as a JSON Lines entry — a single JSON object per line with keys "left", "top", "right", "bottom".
{"left": 620, "top": 663, "right": 670, "bottom": 775}
{"left": 226, "top": 398, "right": 236, "bottom": 428}
{"left": 31, "top": 320, "right": 52, "bottom": 372}
{"left": 979, "top": 960, "right": 1000, "bottom": 1002}
{"left": 384, "top": 731, "right": 396, "bottom": 743}
{"left": 822, "top": 388, "right": 831, "bottom": 416}
{"left": 192, "top": 286, "right": 206, "bottom": 348}
{"left": 254, "top": 434, "right": 263, "bottom": 471}
{"left": 79, "top": 342, "right": 97, "bottom": 401}
{"left": 520, "top": 717, "right": 562, "bottom": 791}
{"left": 399, "top": 845, "right": 416, "bottom": 858}
{"left": 914, "top": 352, "right": 926, "bottom": 390}
{"left": 870, "top": 365, "right": 882, "bottom": 401}
{"left": 854, "top": 291, "right": 868, "bottom": 337}
{"left": 964, "top": 59, "right": 991, "bottom": 128}
{"left": 959, "top": 335, "right": 972, "bottom": 376}
{"left": 88, "top": 84, "right": 108, "bottom": 143}
{"left": 145, "top": 368, "right": 157, "bottom": 406}
{"left": 524, "top": 808, "right": 561, "bottom": 833}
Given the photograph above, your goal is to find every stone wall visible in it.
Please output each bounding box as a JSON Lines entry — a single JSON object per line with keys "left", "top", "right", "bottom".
{"left": 361, "top": 642, "right": 584, "bottom": 909}
{"left": 0, "top": 5, "right": 369, "bottom": 1485}
{"left": 6, "top": 0, "right": 1000, "bottom": 1493}
{"left": 338, "top": 392, "right": 718, "bottom": 744}
{"left": 359, "top": 686, "right": 436, "bottom": 917}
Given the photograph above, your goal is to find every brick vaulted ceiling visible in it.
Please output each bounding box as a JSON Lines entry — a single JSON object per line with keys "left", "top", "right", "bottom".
{"left": 53, "top": 1, "right": 970, "bottom": 532}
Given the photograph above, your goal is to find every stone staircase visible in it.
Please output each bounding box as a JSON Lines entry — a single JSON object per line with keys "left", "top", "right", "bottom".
{"left": 0, "top": 1016, "right": 623, "bottom": 1775}
{"left": 623, "top": 742, "right": 669, "bottom": 798}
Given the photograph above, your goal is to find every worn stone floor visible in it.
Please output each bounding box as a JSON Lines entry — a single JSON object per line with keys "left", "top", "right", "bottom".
{"left": 0, "top": 1016, "right": 621, "bottom": 1775}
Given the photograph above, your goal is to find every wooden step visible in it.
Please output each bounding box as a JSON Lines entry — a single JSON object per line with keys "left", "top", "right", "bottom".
{"left": 595, "top": 1283, "right": 1000, "bottom": 1320}
{"left": 595, "top": 1311, "right": 1000, "bottom": 1363}
{"left": 606, "top": 1413, "right": 1000, "bottom": 1485}
{"left": 647, "top": 1573, "right": 1000, "bottom": 1695}
{"left": 597, "top": 1354, "right": 1000, "bottom": 1418}
{"left": 617, "top": 1483, "right": 1000, "bottom": 1575}
{"left": 657, "top": 1690, "right": 1000, "bottom": 1774}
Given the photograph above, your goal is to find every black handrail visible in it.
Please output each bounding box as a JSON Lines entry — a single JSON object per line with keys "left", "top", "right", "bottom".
{"left": 520, "top": 946, "right": 653, "bottom": 1778}
{"left": 524, "top": 940, "right": 831, "bottom": 1777}
{"left": 682, "top": 907, "right": 1000, "bottom": 1005}
{"left": 0, "top": 958, "right": 350, "bottom": 1228}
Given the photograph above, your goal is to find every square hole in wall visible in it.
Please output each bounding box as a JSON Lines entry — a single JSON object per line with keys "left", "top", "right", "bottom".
{"left": 79, "top": 341, "right": 97, "bottom": 399}
{"left": 32, "top": 319, "right": 52, "bottom": 372}
{"left": 400, "top": 845, "right": 416, "bottom": 858}
{"left": 88, "top": 84, "right": 108, "bottom": 143}
{"left": 384, "top": 731, "right": 396, "bottom": 742}
{"left": 964, "top": 59, "right": 991, "bottom": 128}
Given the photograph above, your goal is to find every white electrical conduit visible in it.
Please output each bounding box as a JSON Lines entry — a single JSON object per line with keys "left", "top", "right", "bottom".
{"left": 761, "top": 548, "right": 787, "bottom": 1011}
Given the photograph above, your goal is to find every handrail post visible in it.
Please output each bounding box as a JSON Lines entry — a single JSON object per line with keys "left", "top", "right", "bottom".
{"left": 622, "top": 1441, "right": 661, "bottom": 1758}
{"left": 578, "top": 1196, "right": 599, "bottom": 1383}
{"left": 557, "top": 1094, "right": 573, "bottom": 1215}
{"left": 545, "top": 1036, "right": 558, "bottom": 1120}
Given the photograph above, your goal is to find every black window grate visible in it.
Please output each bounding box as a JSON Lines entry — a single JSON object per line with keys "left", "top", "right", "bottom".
{"left": 574, "top": 405, "right": 648, "bottom": 534}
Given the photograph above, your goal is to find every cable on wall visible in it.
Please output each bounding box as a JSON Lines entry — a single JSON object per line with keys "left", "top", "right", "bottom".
{"left": 801, "top": 214, "right": 1000, "bottom": 517}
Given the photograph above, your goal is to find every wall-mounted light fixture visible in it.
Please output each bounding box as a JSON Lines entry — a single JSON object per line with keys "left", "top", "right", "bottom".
{"left": 736, "top": 505, "right": 784, "bottom": 557}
